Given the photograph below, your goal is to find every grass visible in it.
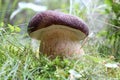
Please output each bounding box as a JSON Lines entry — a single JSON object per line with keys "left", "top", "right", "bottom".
{"left": 0, "top": 30, "right": 120, "bottom": 80}
{"left": 0, "top": 0, "right": 120, "bottom": 80}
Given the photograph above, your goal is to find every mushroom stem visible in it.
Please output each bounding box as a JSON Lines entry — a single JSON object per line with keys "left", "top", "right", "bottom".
{"left": 39, "top": 26, "right": 84, "bottom": 57}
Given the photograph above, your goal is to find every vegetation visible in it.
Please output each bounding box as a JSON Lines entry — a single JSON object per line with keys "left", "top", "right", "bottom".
{"left": 98, "top": 0, "right": 120, "bottom": 61}
{"left": 0, "top": 0, "right": 120, "bottom": 80}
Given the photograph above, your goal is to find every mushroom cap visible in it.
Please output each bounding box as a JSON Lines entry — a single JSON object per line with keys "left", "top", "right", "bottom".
{"left": 28, "top": 10, "right": 89, "bottom": 40}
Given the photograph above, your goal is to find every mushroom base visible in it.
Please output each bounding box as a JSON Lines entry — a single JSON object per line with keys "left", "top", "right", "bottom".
{"left": 40, "top": 25, "right": 85, "bottom": 58}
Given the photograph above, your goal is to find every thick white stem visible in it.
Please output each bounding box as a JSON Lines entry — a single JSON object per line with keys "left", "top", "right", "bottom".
{"left": 40, "top": 27, "right": 84, "bottom": 57}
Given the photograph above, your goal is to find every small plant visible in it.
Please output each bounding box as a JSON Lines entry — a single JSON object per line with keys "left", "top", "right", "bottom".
{"left": 98, "top": 0, "right": 120, "bottom": 61}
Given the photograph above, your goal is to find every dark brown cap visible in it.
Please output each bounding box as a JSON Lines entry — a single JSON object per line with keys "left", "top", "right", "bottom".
{"left": 28, "top": 10, "right": 89, "bottom": 40}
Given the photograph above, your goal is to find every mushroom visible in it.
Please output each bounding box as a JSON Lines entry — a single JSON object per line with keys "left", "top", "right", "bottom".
{"left": 28, "top": 10, "right": 89, "bottom": 58}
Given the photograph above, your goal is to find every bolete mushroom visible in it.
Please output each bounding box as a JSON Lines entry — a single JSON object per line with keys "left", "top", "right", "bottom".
{"left": 28, "top": 10, "right": 89, "bottom": 57}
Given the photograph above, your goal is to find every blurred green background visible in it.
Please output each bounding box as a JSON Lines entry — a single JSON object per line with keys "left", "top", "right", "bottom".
{"left": 0, "top": 0, "right": 120, "bottom": 80}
